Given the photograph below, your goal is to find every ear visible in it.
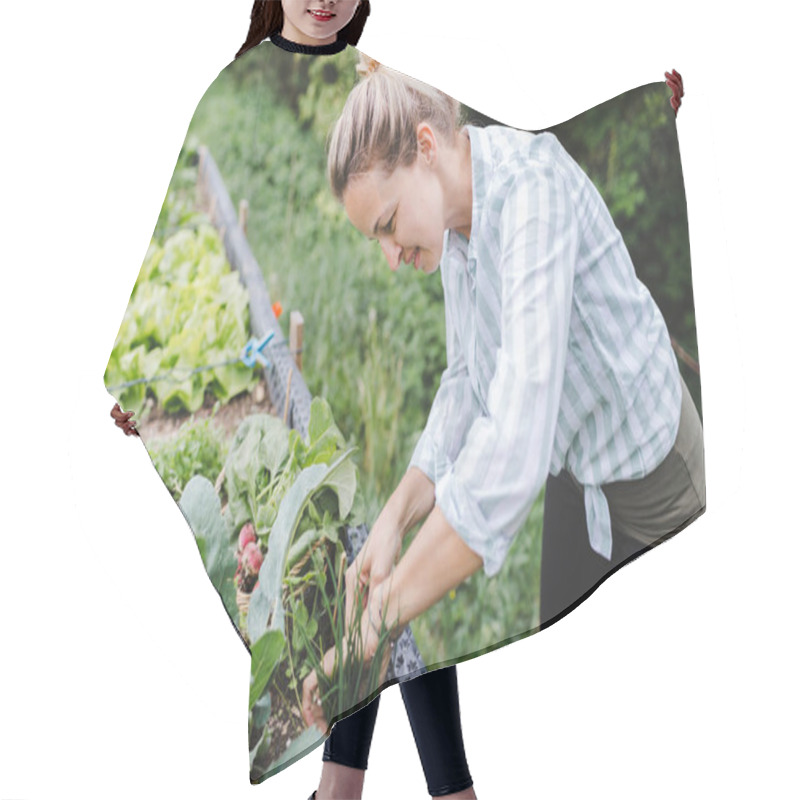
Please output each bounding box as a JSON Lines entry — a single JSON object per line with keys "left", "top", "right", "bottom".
{"left": 416, "top": 123, "right": 437, "bottom": 166}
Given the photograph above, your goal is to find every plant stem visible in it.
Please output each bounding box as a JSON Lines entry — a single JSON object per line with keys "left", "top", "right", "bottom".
{"left": 285, "top": 612, "right": 304, "bottom": 713}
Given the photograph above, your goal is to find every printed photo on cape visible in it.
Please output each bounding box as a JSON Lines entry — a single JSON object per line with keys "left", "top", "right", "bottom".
{"left": 103, "top": 42, "right": 704, "bottom": 782}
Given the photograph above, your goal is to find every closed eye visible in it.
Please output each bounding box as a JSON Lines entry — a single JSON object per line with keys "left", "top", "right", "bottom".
{"left": 381, "top": 211, "right": 396, "bottom": 235}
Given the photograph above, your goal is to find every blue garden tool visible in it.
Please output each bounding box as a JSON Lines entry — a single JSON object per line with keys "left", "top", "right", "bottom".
{"left": 240, "top": 331, "right": 276, "bottom": 369}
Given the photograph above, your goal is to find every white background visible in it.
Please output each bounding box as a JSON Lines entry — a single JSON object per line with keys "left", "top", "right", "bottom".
{"left": 1, "top": 1, "right": 797, "bottom": 798}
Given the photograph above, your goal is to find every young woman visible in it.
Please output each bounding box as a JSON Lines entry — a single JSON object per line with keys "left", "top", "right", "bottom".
{"left": 236, "top": 0, "right": 370, "bottom": 56}
{"left": 302, "top": 51, "right": 705, "bottom": 744}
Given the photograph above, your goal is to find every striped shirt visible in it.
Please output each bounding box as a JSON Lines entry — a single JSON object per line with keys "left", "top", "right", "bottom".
{"left": 409, "top": 124, "right": 682, "bottom": 577}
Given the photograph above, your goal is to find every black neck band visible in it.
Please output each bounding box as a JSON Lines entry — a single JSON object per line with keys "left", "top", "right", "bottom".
{"left": 270, "top": 32, "right": 348, "bottom": 55}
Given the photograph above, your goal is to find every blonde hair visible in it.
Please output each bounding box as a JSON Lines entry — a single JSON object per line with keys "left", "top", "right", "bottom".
{"left": 327, "top": 54, "right": 462, "bottom": 201}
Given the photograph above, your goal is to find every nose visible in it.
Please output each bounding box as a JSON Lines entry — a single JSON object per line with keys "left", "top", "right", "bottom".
{"left": 379, "top": 238, "right": 402, "bottom": 272}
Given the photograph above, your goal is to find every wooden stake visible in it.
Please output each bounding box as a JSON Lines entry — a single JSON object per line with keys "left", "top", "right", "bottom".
{"left": 214, "top": 465, "right": 226, "bottom": 494}
{"left": 290, "top": 311, "right": 304, "bottom": 372}
{"left": 238, "top": 198, "right": 249, "bottom": 235}
{"left": 283, "top": 367, "right": 294, "bottom": 426}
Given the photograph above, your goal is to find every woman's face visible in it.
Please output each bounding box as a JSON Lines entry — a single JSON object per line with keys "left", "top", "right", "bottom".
{"left": 281, "top": 0, "right": 361, "bottom": 45}
{"left": 343, "top": 156, "right": 446, "bottom": 276}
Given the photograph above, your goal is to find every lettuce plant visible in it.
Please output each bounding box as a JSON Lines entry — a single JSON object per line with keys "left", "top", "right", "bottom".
{"left": 105, "top": 224, "right": 256, "bottom": 416}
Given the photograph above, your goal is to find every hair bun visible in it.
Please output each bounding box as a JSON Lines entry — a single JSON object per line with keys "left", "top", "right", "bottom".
{"left": 356, "top": 54, "right": 381, "bottom": 79}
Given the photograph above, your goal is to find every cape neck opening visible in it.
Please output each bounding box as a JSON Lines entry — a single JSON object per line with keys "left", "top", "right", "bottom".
{"left": 269, "top": 31, "right": 348, "bottom": 55}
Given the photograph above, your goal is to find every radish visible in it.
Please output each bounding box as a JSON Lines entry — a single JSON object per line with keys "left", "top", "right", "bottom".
{"left": 242, "top": 541, "right": 263, "bottom": 576}
{"left": 238, "top": 522, "right": 256, "bottom": 552}
{"left": 238, "top": 541, "right": 263, "bottom": 593}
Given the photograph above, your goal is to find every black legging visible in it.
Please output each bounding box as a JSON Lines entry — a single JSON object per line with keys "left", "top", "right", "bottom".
{"left": 323, "top": 665, "right": 473, "bottom": 797}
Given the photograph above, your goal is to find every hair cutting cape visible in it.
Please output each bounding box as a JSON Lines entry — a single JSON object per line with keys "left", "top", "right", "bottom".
{"left": 104, "top": 38, "right": 704, "bottom": 783}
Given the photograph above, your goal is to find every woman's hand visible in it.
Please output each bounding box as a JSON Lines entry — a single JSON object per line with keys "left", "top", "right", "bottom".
{"left": 302, "top": 645, "right": 338, "bottom": 733}
{"left": 110, "top": 403, "right": 139, "bottom": 436}
{"left": 343, "top": 467, "right": 435, "bottom": 627}
{"left": 344, "top": 514, "right": 401, "bottom": 633}
{"left": 301, "top": 589, "right": 394, "bottom": 733}
{"left": 302, "top": 470, "right": 436, "bottom": 732}
{"left": 342, "top": 467, "right": 436, "bottom": 626}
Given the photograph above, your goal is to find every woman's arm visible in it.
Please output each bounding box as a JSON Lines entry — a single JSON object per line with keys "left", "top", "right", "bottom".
{"left": 383, "top": 465, "right": 437, "bottom": 537}
{"left": 369, "top": 504, "right": 484, "bottom": 635}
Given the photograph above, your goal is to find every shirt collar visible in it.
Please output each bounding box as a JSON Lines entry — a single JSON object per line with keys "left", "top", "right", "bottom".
{"left": 464, "top": 125, "right": 490, "bottom": 239}
{"left": 459, "top": 125, "right": 491, "bottom": 281}
{"left": 442, "top": 126, "right": 491, "bottom": 280}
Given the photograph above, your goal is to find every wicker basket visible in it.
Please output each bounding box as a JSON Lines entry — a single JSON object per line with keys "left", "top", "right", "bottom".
{"left": 236, "top": 586, "right": 253, "bottom": 617}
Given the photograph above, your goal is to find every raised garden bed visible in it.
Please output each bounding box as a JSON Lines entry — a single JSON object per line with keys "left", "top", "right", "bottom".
{"left": 107, "top": 144, "right": 425, "bottom": 779}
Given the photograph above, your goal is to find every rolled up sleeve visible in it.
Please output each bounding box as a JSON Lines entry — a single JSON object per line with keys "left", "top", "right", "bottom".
{"left": 436, "top": 166, "right": 578, "bottom": 576}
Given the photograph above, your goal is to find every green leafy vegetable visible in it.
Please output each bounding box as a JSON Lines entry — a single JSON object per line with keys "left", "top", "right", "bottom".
{"left": 178, "top": 476, "right": 238, "bottom": 621}
{"left": 152, "top": 411, "right": 228, "bottom": 500}
{"left": 105, "top": 223, "right": 256, "bottom": 416}
{"left": 224, "top": 414, "right": 291, "bottom": 532}
{"left": 249, "top": 630, "right": 286, "bottom": 710}
{"left": 248, "top": 691, "right": 273, "bottom": 771}
{"left": 247, "top": 448, "right": 356, "bottom": 643}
